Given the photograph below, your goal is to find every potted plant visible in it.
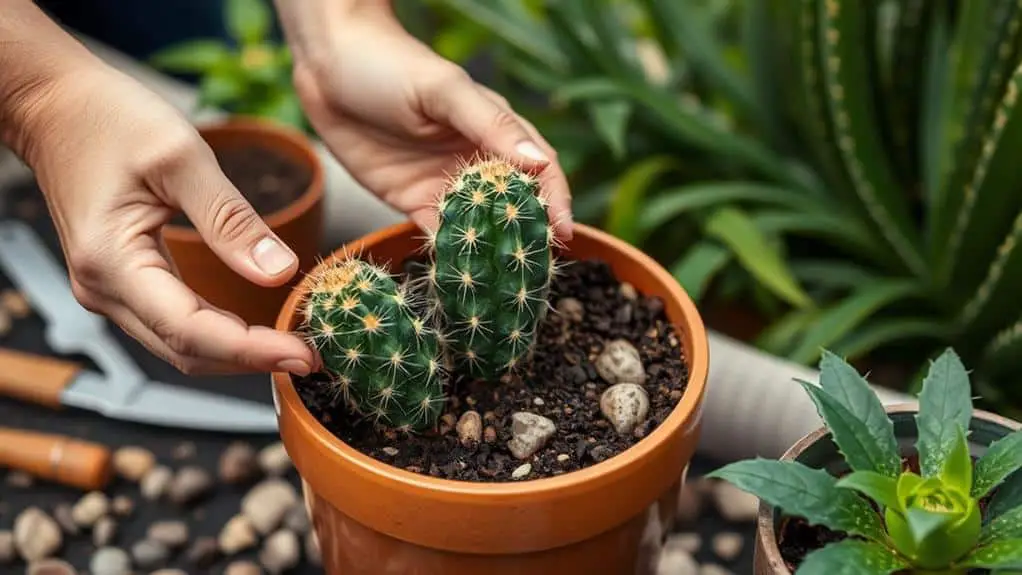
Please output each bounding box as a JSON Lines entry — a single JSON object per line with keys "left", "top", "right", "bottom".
{"left": 708, "top": 348, "right": 1022, "bottom": 574}
{"left": 148, "top": 0, "right": 322, "bottom": 327}
{"left": 271, "top": 157, "right": 709, "bottom": 574}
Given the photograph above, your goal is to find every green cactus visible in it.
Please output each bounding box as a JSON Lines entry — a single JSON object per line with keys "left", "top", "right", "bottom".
{"left": 424, "top": 156, "right": 559, "bottom": 382}
{"left": 299, "top": 255, "right": 447, "bottom": 431}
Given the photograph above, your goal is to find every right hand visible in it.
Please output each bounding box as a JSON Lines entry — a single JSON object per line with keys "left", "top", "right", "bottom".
{"left": 10, "top": 61, "right": 316, "bottom": 376}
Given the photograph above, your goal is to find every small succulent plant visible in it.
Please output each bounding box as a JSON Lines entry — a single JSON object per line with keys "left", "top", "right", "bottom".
{"left": 299, "top": 254, "right": 447, "bottom": 432}
{"left": 708, "top": 348, "right": 1022, "bottom": 573}
{"left": 422, "top": 155, "right": 560, "bottom": 382}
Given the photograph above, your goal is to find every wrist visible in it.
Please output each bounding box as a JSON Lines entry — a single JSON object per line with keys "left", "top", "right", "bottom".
{"left": 273, "top": 0, "right": 401, "bottom": 71}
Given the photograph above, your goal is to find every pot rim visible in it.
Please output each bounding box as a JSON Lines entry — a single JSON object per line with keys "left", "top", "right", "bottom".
{"left": 755, "top": 401, "right": 1022, "bottom": 573}
{"left": 271, "top": 220, "right": 710, "bottom": 497}
{"left": 162, "top": 116, "right": 324, "bottom": 241}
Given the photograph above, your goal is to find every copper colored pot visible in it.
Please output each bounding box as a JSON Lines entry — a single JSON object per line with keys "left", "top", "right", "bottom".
{"left": 753, "top": 402, "right": 1022, "bottom": 574}
{"left": 162, "top": 117, "right": 324, "bottom": 328}
{"left": 272, "top": 221, "right": 710, "bottom": 574}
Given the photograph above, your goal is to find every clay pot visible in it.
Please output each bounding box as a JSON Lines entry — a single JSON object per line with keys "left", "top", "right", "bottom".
{"left": 271, "top": 221, "right": 710, "bottom": 575}
{"left": 162, "top": 117, "right": 324, "bottom": 327}
{"left": 753, "top": 402, "right": 1022, "bottom": 574}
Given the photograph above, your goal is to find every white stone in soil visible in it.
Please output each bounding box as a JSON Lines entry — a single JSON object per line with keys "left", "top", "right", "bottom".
{"left": 140, "top": 465, "right": 173, "bottom": 501}
{"left": 507, "top": 412, "right": 556, "bottom": 460}
{"left": 699, "top": 563, "right": 735, "bottom": 575}
{"left": 655, "top": 542, "right": 699, "bottom": 575}
{"left": 71, "top": 491, "right": 109, "bottom": 527}
{"left": 711, "top": 531, "right": 744, "bottom": 561}
{"left": 0, "top": 530, "right": 14, "bottom": 564}
{"left": 219, "top": 515, "right": 258, "bottom": 555}
{"left": 242, "top": 478, "right": 299, "bottom": 535}
{"left": 711, "top": 481, "right": 760, "bottom": 522}
{"left": 669, "top": 532, "right": 702, "bottom": 554}
{"left": 27, "top": 558, "right": 76, "bottom": 575}
{"left": 259, "top": 529, "right": 300, "bottom": 575}
{"left": 13, "top": 507, "right": 61, "bottom": 562}
{"left": 224, "top": 560, "right": 263, "bottom": 575}
{"left": 456, "top": 410, "right": 482, "bottom": 446}
{"left": 258, "top": 442, "right": 292, "bottom": 477}
{"left": 89, "top": 546, "right": 131, "bottom": 575}
{"left": 599, "top": 383, "right": 650, "bottom": 435}
{"left": 619, "top": 282, "right": 638, "bottom": 300}
{"left": 595, "top": 339, "right": 646, "bottom": 385}
{"left": 511, "top": 463, "right": 532, "bottom": 479}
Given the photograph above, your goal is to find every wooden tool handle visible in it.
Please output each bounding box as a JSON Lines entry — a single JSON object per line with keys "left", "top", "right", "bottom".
{"left": 0, "top": 428, "right": 112, "bottom": 491}
{"left": 0, "top": 347, "right": 81, "bottom": 408}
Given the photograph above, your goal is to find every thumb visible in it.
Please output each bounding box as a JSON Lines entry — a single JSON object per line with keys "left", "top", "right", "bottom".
{"left": 166, "top": 149, "right": 299, "bottom": 287}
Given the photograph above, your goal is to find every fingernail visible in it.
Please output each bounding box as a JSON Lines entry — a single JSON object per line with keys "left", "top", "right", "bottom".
{"left": 252, "top": 236, "right": 296, "bottom": 276}
{"left": 276, "top": 359, "right": 311, "bottom": 376}
{"left": 515, "top": 140, "right": 548, "bottom": 163}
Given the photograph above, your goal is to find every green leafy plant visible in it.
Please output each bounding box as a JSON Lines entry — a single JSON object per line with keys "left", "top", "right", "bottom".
{"left": 708, "top": 348, "right": 1022, "bottom": 573}
{"left": 149, "top": 0, "right": 306, "bottom": 131}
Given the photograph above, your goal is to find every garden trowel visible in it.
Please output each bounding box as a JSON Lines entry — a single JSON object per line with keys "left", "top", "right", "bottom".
{"left": 0, "top": 220, "right": 279, "bottom": 433}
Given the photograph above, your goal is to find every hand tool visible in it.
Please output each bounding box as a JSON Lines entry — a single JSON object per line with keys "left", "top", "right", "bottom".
{"left": 0, "top": 220, "right": 279, "bottom": 433}
{"left": 0, "top": 426, "right": 112, "bottom": 491}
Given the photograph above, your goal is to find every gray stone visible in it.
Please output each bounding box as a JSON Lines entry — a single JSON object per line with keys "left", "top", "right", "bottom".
{"left": 599, "top": 383, "right": 650, "bottom": 435}
{"left": 507, "top": 412, "right": 556, "bottom": 460}
{"left": 595, "top": 339, "right": 646, "bottom": 384}
{"left": 89, "top": 546, "right": 131, "bottom": 575}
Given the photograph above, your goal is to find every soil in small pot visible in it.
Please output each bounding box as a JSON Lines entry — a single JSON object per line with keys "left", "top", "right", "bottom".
{"left": 777, "top": 454, "right": 998, "bottom": 574}
{"left": 292, "top": 258, "right": 691, "bottom": 482}
{"left": 170, "top": 145, "right": 312, "bottom": 227}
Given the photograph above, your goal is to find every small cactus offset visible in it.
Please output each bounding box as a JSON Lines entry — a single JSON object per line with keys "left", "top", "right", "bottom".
{"left": 299, "top": 254, "right": 446, "bottom": 431}
{"left": 425, "top": 155, "right": 559, "bottom": 382}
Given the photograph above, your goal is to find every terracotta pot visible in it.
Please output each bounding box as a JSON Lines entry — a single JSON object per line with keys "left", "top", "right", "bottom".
{"left": 753, "top": 402, "right": 1022, "bottom": 574}
{"left": 161, "top": 117, "right": 324, "bottom": 327}
{"left": 271, "top": 221, "right": 710, "bottom": 574}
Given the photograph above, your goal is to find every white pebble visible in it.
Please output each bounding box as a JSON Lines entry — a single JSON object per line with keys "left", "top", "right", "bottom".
{"left": 71, "top": 491, "right": 109, "bottom": 527}
{"left": 242, "top": 479, "right": 298, "bottom": 535}
{"left": 259, "top": 529, "right": 300, "bottom": 574}
{"left": 711, "top": 532, "right": 744, "bottom": 561}
{"left": 14, "top": 507, "right": 62, "bottom": 561}
{"left": 258, "top": 442, "right": 292, "bottom": 476}
{"left": 599, "top": 383, "right": 650, "bottom": 435}
{"left": 595, "top": 339, "right": 646, "bottom": 384}
{"left": 507, "top": 412, "right": 556, "bottom": 460}
{"left": 511, "top": 463, "right": 532, "bottom": 479}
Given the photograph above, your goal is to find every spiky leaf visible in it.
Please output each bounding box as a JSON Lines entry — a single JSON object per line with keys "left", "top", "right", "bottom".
{"left": 957, "top": 539, "right": 1022, "bottom": 569}
{"left": 795, "top": 539, "right": 908, "bottom": 574}
{"left": 973, "top": 430, "right": 1022, "bottom": 498}
{"left": 915, "top": 348, "right": 974, "bottom": 477}
{"left": 982, "top": 505, "right": 1022, "bottom": 544}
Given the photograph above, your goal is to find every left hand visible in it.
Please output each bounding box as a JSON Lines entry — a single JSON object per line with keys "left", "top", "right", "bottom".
{"left": 275, "top": 3, "right": 573, "bottom": 240}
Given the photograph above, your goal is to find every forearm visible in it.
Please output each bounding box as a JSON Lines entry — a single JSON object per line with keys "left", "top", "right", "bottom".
{"left": 0, "top": 0, "right": 99, "bottom": 161}
{"left": 272, "top": 0, "right": 400, "bottom": 67}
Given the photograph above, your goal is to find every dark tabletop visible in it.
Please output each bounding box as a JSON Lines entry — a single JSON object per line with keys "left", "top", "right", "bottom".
{"left": 0, "top": 179, "right": 756, "bottom": 574}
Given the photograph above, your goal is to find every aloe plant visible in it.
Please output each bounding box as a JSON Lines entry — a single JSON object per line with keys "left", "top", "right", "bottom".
{"left": 431, "top": 0, "right": 1022, "bottom": 403}
{"left": 709, "top": 348, "right": 1022, "bottom": 573}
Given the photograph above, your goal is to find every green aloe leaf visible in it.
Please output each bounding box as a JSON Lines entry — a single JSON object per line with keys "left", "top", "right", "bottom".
{"left": 587, "top": 100, "right": 632, "bottom": 160}
{"left": 437, "top": 0, "right": 566, "bottom": 70}
{"left": 703, "top": 207, "right": 813, "bottom": 309}
{"left": 795, "top": 539, "right": 908, "bottom": 575}
{"left": 982, "top": 504, "right": 1022, "bottom": 544}
{"left": 603, "top": 156, "right": 678, "bottom": 245}
{"left": 915, "top": 348, "right": 974, "bottom": 477}
{"left": 973, "top": 430, "right": 1022, "bottom": 499}
{"left": 836, "top": 470, "right": 901, "bottom": 510}
{"left": 798, "top": 380, "right": 901, "bottom": 477}
{"left": 787, "top": 279, "right": 921, "bottom": 365}
{"left": 750, "top": 211, "right": 884, "bottom": 266}
{"left": 815, "top": 0, "right": 925, "bottom": 278}
{"left": 983, "top": 318, "right": 1022, "bottom": 379}
{"left": 919, "top": 0, "right": 953, "bottom": 205}
{"left": 149, "top": 40, "right": 232, "bottom": 73}
{"left": 957, "top": 538, "right": 1022, "bottom": 569}
{"left": 705, "top": 459, "right": 886, "bottom": 542}
{"left": 225, "top": 0, "right": 271, "bottom": 45}
{"left": 956, "top": 209, "right": 1022, "bottom": 341}
{"left": 668, "top": 241, "right": 732, "bottom": 303}
{"left": 830, "top": 317, "right": 950, "bottom": 360}
{"left": 755, "top": 308, "right": 821, "bottom": 357}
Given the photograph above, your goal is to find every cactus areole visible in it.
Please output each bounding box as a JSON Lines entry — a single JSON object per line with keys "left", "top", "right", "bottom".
{"left": 300, "top": 257, "right": 446, "bottom": 432}
{"left": 427, "top": 156, "right": 557, "bottom": 383}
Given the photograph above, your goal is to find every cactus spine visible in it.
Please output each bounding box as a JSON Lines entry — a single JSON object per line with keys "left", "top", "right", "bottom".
{"left": 425, "top": 156, "right": 558, "bottom": 382}
{"left": 300, "top": 255, "right": 446, "bottom": 431}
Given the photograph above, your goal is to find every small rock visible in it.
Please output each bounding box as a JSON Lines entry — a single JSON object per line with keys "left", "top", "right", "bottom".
{"left": 599, "top": 383, "right": 650, "bottom": 435}
{"left": 140, "top": 465, "right": 173, "bottom": 501}
{"left": 669, "top": 532, "right": 702, "bottom": 554}
{"left": 533, "top": 397, "right": 545, "bottom": 406}
{"left": 242, "top": 478, "right": 299, "bottom": 535}
{"left": 72, "top": 491, "right": 109, "bottom": 527}
{"left": 168, "top": 466, "right": 213, "bottom": 505}
{"left": 676, "top": 482, "right": 704, "bottom": 525}
{"left": 113, "top": 446, "right": 155, "bottom": 481}
{"left": 439, "top": 412, "right": 457, "bottom": 434}
{"left": 219, "top": 515, "right": 258, "bottom": 555}
{"left": 184, "top": 537, "right": 220, "bottom": 568}
{"left": 619, "top": 282, "right": 638, "bottom": 301}
{"left": 27, "top": 558, "right": 76, "bottom": 575}
{"left": 0, "top": 530, "right": 13, "bottom": 564}
{"left": 283, "top": 504, "right": 310, "bottom": 534}
{"left": 712, "top": 532, "right": 744, "bottom": 561}
{"left": 507, "top": 412, "right": 556, "bottom": 460}
{"left": 711, "top": 481, "right": 760, "bottom": 522}
{"left": 89, "top": 546, "right": 131, "bottom": 575}
{"left": 655, "top": 542, "right": 699, "bottom": 575}
{"left": 6, "top": 470, "right": 33, "bottom": 487}
{"left": 14, "top": 507, "right": 62, "bottom": 561}
{"left": 456, "top": 411, "right": 482, "bottom": 446}
{"left": 258, "top": 442, "right": 292, "bottom": 477}
{"left": 93, "top": 517, "right": 117, "bottom": 547}
{"left": 1, "top": 289, "right": 30, "bottom": 317}
{"left": 259, "top": 529, "right": 299, "bottom": 575}
{"left": 172, "top": 441, "right": 196, "bottom": 460}
{"left": 305, "top": 531, "right": 321, "bottom": 566}
{"left": 147, "top": 520, "right": 189, "bottom": 549}
{"left": 511, "top": 463, "right": 532, "bottom": 479}
{"left": 556, "top": 297, "right": 584, "bottom": 322}
{"left": 382, "top": 447, "right": 399, "bottom": 456}
{"left": 484, "top": 426, "right": 497, "bottom": 443}
{"left": 52, "top": 504, "right": 79, "bottom": 535}
{"left": 219, "top": 442, "right": 259, "bottom": 484}
{"left": 225, "top": 560, "right": 263, "bottom": 575}
{"left": 131, "top": 539, "right": 169, "bottom": 569}
{"left": 111, "top": 495, "right": 134, "bottom": 517}
{"left": 595, "top": 339, "right": 646, "bottom": 385}
{"left": 700, "top": 563, "right": 734, "bottom": 575}
{"left": 556, "top": 453, "right": 570, "bottom": 463}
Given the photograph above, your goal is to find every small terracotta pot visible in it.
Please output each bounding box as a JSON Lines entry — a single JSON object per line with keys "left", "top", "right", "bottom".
{"left": 162, "top": 117, "right": 324, "bottom": 327}
{"left": 271, "top": 221, "right": 710, "bottom": 574}
{"left": 753, "top": 402, "right": 1022, "bottom": 574}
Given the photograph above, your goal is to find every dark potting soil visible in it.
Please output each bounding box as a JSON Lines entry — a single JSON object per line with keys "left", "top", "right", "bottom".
{"left": 293, "top": 258, "right": 691, "bottom": 482}
{"left": 778, "top": 454, "right": 997, "bottom": 573}
{"left": 170, "top": 145, "right": 312, "bottom": 227}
